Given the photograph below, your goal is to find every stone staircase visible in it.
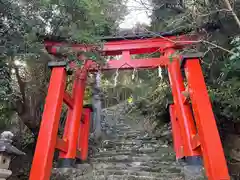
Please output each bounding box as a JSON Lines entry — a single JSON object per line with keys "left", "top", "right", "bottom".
{"left": 88, "top": 124, "right": 184, "bottom": 180}
{"left": 52, "top": 103, "right": 201, "bottom": 180}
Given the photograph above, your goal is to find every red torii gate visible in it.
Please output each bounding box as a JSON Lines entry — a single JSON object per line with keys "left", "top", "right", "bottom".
{"left": 29, "top": 33, "right": 230, "bottom": 180}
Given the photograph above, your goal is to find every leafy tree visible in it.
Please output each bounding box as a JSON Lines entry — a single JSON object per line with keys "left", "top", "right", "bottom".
{"left": 0, "top": 60, "right": 12, "bottom": 128}
{"left": 210, "top": 36, "right": 240, "bottom": 123}
{"left": 0, "top": 0, "right": 127, "bottom": 135}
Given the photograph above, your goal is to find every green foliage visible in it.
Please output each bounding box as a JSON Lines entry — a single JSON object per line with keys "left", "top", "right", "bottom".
{"left": 210, "top": 37, "right": 240, "bottom": 122}
{"left": 38, "top": 0, "right": 126, "bottom": 41}
{"left": 132, "top": 81, "right": 172, "bottom": 131}
{"left": 0, "top": 0, "right": 127, "bottom": 132}
{"left": 0, "top": 60, "right": 13, "bottom": 128}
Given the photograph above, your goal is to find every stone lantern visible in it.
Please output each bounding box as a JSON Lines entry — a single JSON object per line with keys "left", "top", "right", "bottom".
{"left": 0, "top": 131, "right": 25, "bottom": 180}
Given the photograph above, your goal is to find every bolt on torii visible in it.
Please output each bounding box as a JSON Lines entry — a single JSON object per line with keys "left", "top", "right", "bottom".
{"left": 29, "top": 32, "right": 230, "bottom": 180}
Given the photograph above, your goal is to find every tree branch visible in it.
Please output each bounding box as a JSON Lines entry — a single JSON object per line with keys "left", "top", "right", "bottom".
{"left": 223, "top": 0, "right": 240, "bottom": 29}
{"left": 140, "top": 27, "right": 236, "bottom": 55}
{"left": 14, "top": 65, "right": 26, "bottom": 104}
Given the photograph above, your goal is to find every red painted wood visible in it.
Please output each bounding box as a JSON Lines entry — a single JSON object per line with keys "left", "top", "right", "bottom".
{"left": 59, "top": 77, "right": 78, "bottom": 158}
{"left": 166, "top": 49, "right": 200, "bottom": 157}
{"left": 78, "top": 108, "right": 91, "bottom": 161}
{"left": 89, "top": 57, "right": 172, "bottom": 71}
{"left": 191, "top": 134, "right": 201, "bottom": 150}
{"left": 56, "top": 138, "right": 68, "bottom": 152}
{"left": 184, "top": 59, "right": 229, "bottom": 180}
{"left": 169, "top": 105, "right": 184, "bottom": 159}
{"left": 61, "top": 64, "right": 88, "bottom": 159}
{"left": 56, "top": 138, "right": 81, "bottom": 159}
{"left": 63, "top": 92, "right": 74, "bottom": 109}
{"left": 29, "top": 67, "right": 66, "bottom": 180}
{"left": 44, "top": 35, "right": 190, "bottom": 56}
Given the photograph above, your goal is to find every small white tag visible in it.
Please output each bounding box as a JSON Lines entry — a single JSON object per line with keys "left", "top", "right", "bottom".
{"left": 158, "top": 66, "right": 162, "bottom": 79}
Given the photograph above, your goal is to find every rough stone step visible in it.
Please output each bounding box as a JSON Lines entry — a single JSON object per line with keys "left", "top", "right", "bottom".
{"left": 52, "top": 166, "right": 184, "bottom": 180}
{"left": 132, "top": 154, "right": 176, "bottom": 162}
{"left": 115, "top": 130, "right": 142, "bottom": 135}
{"left": 97, "top": 146, "right": 167, "bottom": 152}
{"left": 97, "top": 146, "right": 171, "bottom": 154}
{"left": 116, "top": 135, "right": 157, "bottom": 140}
{"left": 115, "top": 123, "right": 130, "bottom": 127}
{"left": 90, "top": 161, "right": 177, "bottom": 167}
{"left": 115, "top": 128, "right": 132, "bottom": 132}
{"left": 116, "top": 133, "right": 142, "bottom": 137}
{"left": 100, "top": 144, "right": 160, "bottom": 150}
{"left": 93, "top": 151, "right": 132, "bottom": 157}
{"left": 77, "top": 174, "right": 184, "bottom": 180}
{"left": 91, "top": 154, "right": 175, "bottom": 163}
{"left": 115, "top": 128, "right": 141, "bottom": 132}
{"left": 91, "top": 162, "right": 182, "bottom": 173}
{"left": 117, "top": 134, "right": 140, "bottom": 139}
{"left": 94, "top": 169, "right": 183, "bottom": 177}
{"left": 105, "top": 139, "right": 160, "bottom": 145}
{"left": 93, "top": 147, "right": 172, "bottom": 158}
{"left": 95, "top": 167, "right": 182, "bottom": 174}
{"left": 136, "top": 136, "right": 157, "bottom": 140}
{"left": 51, "top": 167, "right": 92, "bottom": 180}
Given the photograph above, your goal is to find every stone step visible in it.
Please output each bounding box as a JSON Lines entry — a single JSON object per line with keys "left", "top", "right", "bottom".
{"left": 95, "top": 145, "right": 174, "bottom": 156}
{"left": 93, "top": 151, "right": 132, "bottom": 157}
{"left": 115, "top": 130, "right": 142, "bottom": 134}
{"left": 91, "top": 162, "right": 182, "bottom": 173}
{"left": 96, "top": 146, "right": 172, "bottom": 156}
{"left": 115, "top": 123, "right": 130, "bottom": 127}
{"left": 116, "top": 133, "right": 142, "bottom": 137}
{"left": 117, "top": 134, "right": 140, "bottom": 139}
{"left": 136, "top": 136, "right": 157, "bottom": 141}
{"left": 115, "top": 127, "right": 131, "bottom": 131}
{"left": 91, "top": 154, "right": 175, "bottom": 163}
{"left": 93, "top": 169, "right": 183, "bottom": 177}
{"left": 110, "top": 139, "right": 160, "bottom": 145}
{"left": 100, "top": 143, "right": 160, "bottom": 150}
{"left": 52, "top": 166, "right": 184, "bottom": 180}
{"left": 93, "top": 146, "right": 171, "bottom": 156}
{"left": 95, "top": 167, "right": 182, "bottom": 174}
{"left": 77, "top": 174, "right": 184, "bottom": 180}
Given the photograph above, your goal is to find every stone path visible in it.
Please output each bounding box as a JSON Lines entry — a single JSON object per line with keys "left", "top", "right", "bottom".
{"left": 52, "top": 104, "right": 203, "bottom": 180}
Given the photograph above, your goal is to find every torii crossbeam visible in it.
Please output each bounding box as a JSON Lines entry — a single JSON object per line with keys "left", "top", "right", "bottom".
{"left": 29, "top": 33, "right": 230, "bottom": 180}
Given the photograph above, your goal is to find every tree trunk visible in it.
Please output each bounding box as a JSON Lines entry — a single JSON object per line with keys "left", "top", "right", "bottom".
{"left": 223, "top": 0, "right": 240, "bottom": 29}
{"left": 18, "top": 113, "right": 40, "bottom": 136}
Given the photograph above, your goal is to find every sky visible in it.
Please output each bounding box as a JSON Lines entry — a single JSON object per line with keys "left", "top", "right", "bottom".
{"left": 119, "top": 0, "right": 152, "bottom": 29}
